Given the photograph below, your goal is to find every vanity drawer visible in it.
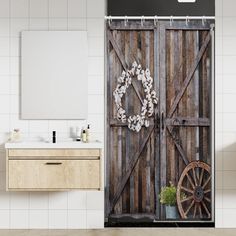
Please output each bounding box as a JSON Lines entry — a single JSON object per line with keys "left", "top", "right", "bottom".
{"left": 8, "top": 160, "right": 100, "bottom": 190}
{"left": 8, "top": 149, "right": 100, "bottom": 157}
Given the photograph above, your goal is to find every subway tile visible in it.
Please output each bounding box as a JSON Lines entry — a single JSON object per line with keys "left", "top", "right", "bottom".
{"left": 10, "top": 57, "right": 19, "bottom": 76}
{"left": 88, "top": 75, "right": 104, "bottom": 95}
{"left": 223, "top": 56, "right": 236, "bottom": 74}
{"left": 86, "top": 210, "right": 104, "bottom": 229}
{"left": 86, "top": 191, "right": 104, "bottom": 210}
{"left": 0, "top": 57, "right": 9, "bottom": 75}
{"left": 29, "top": 210, "right": 48, "bottom": 229}
{"left": 88, "top": 57, "right": 104, "bottom": 76}
{"left": 0, "top": 37, "right": 9, "bottom": 56}
{"left": 48, "top": 120, "right": 69, "bottom": 135}
{"left": 29, "top": 120, "right": 49, "bottom": 133}
{"left": 67, "top": 210, "right": 86, "bottom": 229}
{"left": 49, "top": 210, "right": 67, "bottom": 229}
{"left": 10, "top": 18, "right": 29, "bottom": 37}
{"left": 0, "top": 19, "right": 9, "bottom": 37}
{"left": 216, "top": 151, "right": 223, "bottom": 171}
{"left": 29, "top": 192, "right": 48, "bottom": 210}
{"left": 215, "top": 113, "right": 223, "bottom": 132}
{"left": 222, "top": 209, "right": 236, "bottom": 228}
{"left": 49, "top": 0, "right": 67, "bottom": 18}
{"left": 87, "top": 114, "right": 104, "bottom": 134}
{"left": 87, "top": 19, "right": 104, "bottom": 37}
{"left": 215, "top": 209, "right": 223, "bottom": 228}
{"left": 10, "top": 95, "right": 19, "bottom": 114}
{"left": 216, "top": 189, "right": 223, "bottom": 209}
{"left": 10, "top": 75, "right": 19, "bottom": 95}
{"left": 216, "top": 56, "right": 223, "bottom": 74}
{"left": 223, "top": 171, "right": 236, "bottom": 189}
{"left": 10, "top": 0, "right": 29, "bottom": 18}
{"left": 0, "top": 191, "right": 10, "bottom": 209}
{"left": 68, "top": 191, "right": 86, "bottom": 210}
{"left": 49, "top": 192, "right": 67, "bottom": 210}
{"left": 10, "top": 37, "right": 20, "bottom": 57}
{"left": 88, "top": 95, "right": 104, "bottom": 114}
{"left": 223, "top": 37, "right": 236, "bottom": 55}
{"left": 49, "top": 18, "right": 67, "bottom": 30}
{"left": 10, "top": 192, "right": 29, "bottom": 210}
{"left": 10, "top": 114, "right": 29, "bottom": 133}
{"left": 0, "top": 95, "right": 10, "bottom": 114}
{"left": 0, "top": 0, "right": 10, "bottom": 18}
{"left": 215, "top": 0, "right": 223, "bottom": 17}
{"left": 87, "top": 0, "right": 105, "bottom": 18}
{"left": 0, "top": 77, "right": 10, "bottom": 95}
{"left": 223, "top": 0, "right": 236, "bottom": 17}
{"left": 223, "top": 76, "right": 236, "bottom": 94}
{"left": 0, "top": 115, "right": 9, "bottom": 133}
{"left": 223, "top": 190, "right": 236, "bottom": 208}
{"left": 88, "top": 37, "right": 104, "bottom": 57}
{"left": 29, "top": 18, "right": 48, "bottom": 30}
{"left": 223, "top": 113, "right": 236, "bottom": 132}
{"left": 222, "top": 132, "right": 236, "bottom": 152}
{"left": 223, "top": 152, "right": 236, "bottom": 170}
{"left": 68, "top": 18, "right": 86, "bottom": 31}
{"left": 215, "top": 36, "right": 223, "bottom": 56}
{"left": 216, "top": 170, "right": 223, "bottom": 189}
{"left": 223, "top": 94, "right": 236, "bottom": 112}
{"left": 29, "top": 0, "right": 48, "bottom": 18}
{"left": 0, "top": 210, "right": 9, "bottom": 228}
{"left": 223, "top": 17, "right": 236, "bottom": 36}
{"left": 215, "top": 94, "right": 224, "bottom": 113}
{"left": 215, "top": 17, "right": 222, "bottom": 36}
{"left": 68, "top": 0, "right": 86, "bottom": 18}
{"left": 10, "top": 210, "right": 29, "bottom": 229}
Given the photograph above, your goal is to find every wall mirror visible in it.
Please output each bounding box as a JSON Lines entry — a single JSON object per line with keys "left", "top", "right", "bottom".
{"left": 21, "top": 31, "right": 88, "bottom": 119}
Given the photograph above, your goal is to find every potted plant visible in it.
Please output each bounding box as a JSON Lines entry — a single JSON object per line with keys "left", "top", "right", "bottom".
{"left": 159, "top": 182, "right": 178, "bottom": 219}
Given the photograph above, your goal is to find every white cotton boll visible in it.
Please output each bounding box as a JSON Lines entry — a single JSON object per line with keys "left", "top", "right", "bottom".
{"left": 145, "top": 120, "right": 150, "bottom": 128}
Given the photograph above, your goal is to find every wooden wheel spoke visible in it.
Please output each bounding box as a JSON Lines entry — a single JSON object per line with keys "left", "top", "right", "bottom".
{"left": 201, "top": 200, "right": 211, "bottom": 218}
{"left": 198, "top": 204, "right": 202, "bottom": 218}
{"left": 202, "top": 175, "right": 211, "bottom": 189}
{"left": 204, "top": 196, "right": 211, "bottom": 203}
{"left": 185, "top": 200, "right": 195, "bottom": 216}
{"left": 192, "top": 167, "right": 198, "bottom": 186}
{"left": 204, "top": 189, "right": 211, "bottom": 194}
{"left": 181, "top": 186, "right": 193, "bottom": 194}
{"left": 199, "top": 168, "right": 204, "bottom": 186}
{"left": 181, "top": 195, "right": 193, "bottom": 203}
{"left": 186, "top": 173, "right": 195, "bottom": 189}
{"left": 193, "top": 204, "right": 197, "bottom": 218}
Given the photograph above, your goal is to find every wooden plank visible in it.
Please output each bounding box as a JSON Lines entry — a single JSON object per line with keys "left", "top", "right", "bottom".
{"left": 154, "top": 25, "right": 160, "bottom": 220}
{"left": 165, "top": 117, "right": 210, "bottom": 127}
{"left": 159, "top": 23, "right": 167, "bottom": 220}
{"left": 167, "top": 31, "right": 211, "bottom": 118}
{"left": 109, "top": 125, "right": 154, "bottom": 213}
{"left": 109, "top": 21, "right": 155, "bottom": 30}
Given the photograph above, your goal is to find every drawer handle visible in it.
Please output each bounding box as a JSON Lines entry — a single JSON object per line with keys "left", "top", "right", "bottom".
{"left": 45, "top": 162, "right": 62, "bottom": 165}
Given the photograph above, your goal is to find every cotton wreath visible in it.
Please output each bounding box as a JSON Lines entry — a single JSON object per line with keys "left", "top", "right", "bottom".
{"left": 113, "top": 61, "right": 158, "bottom": 132}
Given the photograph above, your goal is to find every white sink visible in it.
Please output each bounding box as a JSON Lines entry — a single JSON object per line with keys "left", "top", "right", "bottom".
{"left": 5, "top": 141, "right": 103, "bottom": 149}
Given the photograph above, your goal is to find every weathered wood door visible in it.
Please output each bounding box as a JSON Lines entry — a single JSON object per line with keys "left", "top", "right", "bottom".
{"left": 106, "top": 20, "right": 214, "bottom": 223}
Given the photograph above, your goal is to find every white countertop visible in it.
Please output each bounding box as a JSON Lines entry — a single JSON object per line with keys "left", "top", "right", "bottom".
{"left": 5, "top": 141, "right": 103, "bottom": 149}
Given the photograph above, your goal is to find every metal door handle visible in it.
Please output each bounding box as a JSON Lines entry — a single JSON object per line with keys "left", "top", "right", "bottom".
{"left": 161, "top": 111, "right": 164, "bottom": 130}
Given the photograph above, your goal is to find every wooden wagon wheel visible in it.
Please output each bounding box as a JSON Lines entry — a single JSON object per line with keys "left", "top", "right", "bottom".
{"left": 177, "top": 161, "right": 211, "bottom": 219}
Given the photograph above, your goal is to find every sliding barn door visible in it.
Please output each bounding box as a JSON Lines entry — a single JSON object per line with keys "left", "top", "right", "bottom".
{"left": 106, "top": 20, "right": 214, "bottom": 224}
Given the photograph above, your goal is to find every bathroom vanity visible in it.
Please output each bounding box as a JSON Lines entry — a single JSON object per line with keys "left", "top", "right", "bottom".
{"left": 5, "top": 142, "right": 102, "bottom": 191}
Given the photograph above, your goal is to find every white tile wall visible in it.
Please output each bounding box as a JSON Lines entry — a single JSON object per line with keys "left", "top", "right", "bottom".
{"left": 0, "top": 0, "right": 105, "bottom": 229}
{"left": 216, "top": 0, "right": 236, "bottom": 228}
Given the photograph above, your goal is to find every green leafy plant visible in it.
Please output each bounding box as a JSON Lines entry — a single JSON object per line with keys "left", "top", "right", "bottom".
{"left": 159, "top": 182, "right": 177, "bottom": 206}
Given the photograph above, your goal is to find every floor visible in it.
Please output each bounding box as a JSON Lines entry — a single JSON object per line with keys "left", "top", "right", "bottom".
{"left": 0, "top": 229, "right": 235, "bottom": 236}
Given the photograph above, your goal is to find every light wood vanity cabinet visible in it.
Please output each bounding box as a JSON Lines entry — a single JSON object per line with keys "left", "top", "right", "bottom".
{"left": 6, "top": 148, "right": 102, "bottom": 191}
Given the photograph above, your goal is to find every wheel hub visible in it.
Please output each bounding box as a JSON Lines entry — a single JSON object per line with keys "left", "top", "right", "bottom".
{"left": 193, "top": 186, "right": 204, "bottom": 202}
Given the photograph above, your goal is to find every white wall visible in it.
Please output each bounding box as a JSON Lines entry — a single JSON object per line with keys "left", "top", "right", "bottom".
{"left": 215, "top": 0, "right": 236, "bottom": 228}
{"left": 0, "top": 0, "right": 105, "bottom": 229}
